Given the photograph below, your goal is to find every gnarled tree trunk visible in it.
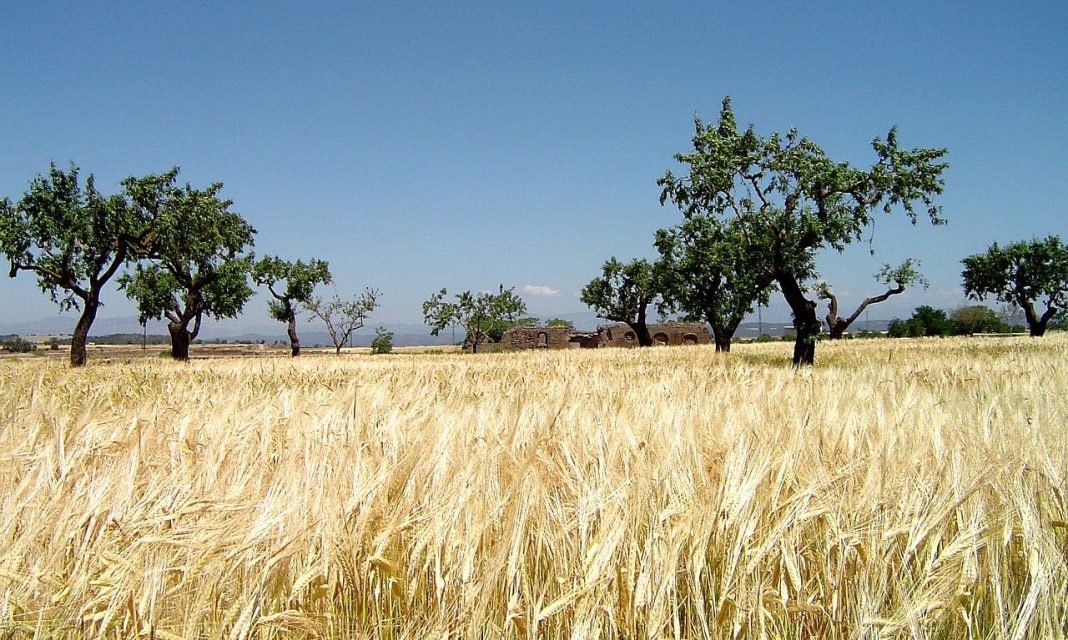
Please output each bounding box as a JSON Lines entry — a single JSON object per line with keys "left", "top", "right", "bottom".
{"left": 777, "top": 270, "right": 821, "bottom": 366}
{"left": 287, "top": 315, "right": 301, "bottom": 356}
{"left": 70, "top": 297, "right": 100, "bottom": 367}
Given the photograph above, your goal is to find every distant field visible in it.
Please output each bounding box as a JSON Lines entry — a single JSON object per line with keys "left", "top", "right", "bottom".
{"left": 1, "top": 336, "right": 1065, "bottom": 638}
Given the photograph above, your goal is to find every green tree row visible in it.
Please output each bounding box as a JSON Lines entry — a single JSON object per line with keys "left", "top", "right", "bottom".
{"left": 1, "top": 164, "right": 378, "bottom": 365}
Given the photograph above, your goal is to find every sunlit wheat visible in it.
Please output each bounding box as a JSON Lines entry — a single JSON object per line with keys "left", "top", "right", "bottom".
{"left": 1, "top": 335, "right": 1065, "bottom": 638}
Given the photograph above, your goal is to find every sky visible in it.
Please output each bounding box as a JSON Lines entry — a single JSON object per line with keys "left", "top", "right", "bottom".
{"left": 1, "top": 1, "right": 1066, "bottom": 335}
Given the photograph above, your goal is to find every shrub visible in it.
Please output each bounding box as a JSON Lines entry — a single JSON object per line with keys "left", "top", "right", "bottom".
{"left": 371, "top": 327, "right": 393, "bottom": 355}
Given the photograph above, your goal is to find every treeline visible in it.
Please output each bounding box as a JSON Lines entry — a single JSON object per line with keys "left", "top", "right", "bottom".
{"left": 4, "top": 100, "right": 1066, "bottom": 368}
{"left": 887, "top": 305, "right": 1067, "bottom": 338}
{"left": 577, "top": 98, "right": 1066, "bottom": 364}
{"left": 1, "top": 165, "right": 378, "bottom": 366}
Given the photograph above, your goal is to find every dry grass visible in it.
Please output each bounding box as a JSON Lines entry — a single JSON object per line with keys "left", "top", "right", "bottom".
{"left": 0, "top": 335, "right": 1065, "bottom": 638}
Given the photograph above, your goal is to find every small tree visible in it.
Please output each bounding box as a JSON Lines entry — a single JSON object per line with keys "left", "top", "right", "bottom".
{"left": 0, "top": 163, "right": 153, "bottom": 366}
{"left": 655, "top": 216, "right": 779, "bottom": 351}
{"left": 422, "top": 285, "right": 527, "bottom": 353}
{"left": 949, "top": 305, "right": 1005, "bottom": 335}
{"left": 889, "top": 305, "right": 951, "bottom": 338}
{"left": 580, "top": 258, "right": 658, "bottom": 347}
{"left": 961, "top": 236, "right": 1068, "bottom": 337}
{"left": 370, "top": 326, "right": 394, "bottom": 354}
{"left": 120, "top": 170, "right": 256, "bottom": 360}
{"left": 545, "top": 318, "right": 576, "bottom": 331}
{"left": 817, "top": 259, "right": 928, "bottom": 340}
{"left": 251, "top": 256, "right": 331, "bottom": 356}
{"left": 305, "top": 289, "right": 381, "bottom": 355}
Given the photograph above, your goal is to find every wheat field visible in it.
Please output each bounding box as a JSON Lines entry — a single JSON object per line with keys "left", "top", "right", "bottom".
{"left": 0, "top": 335, "right": 1066, "bottom": 639}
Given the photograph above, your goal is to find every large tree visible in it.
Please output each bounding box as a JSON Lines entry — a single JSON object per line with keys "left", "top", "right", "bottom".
{"left": 654, "top": 216, "right": 780, "bottom": 352}
{"left": 580, "top": 257, "right": 658, "bottom": 347}
{"left": 961, "top": 236, "right": 1068, "bottom": 337}
{"left": 120, "top": 170, "right": 256, "bottom": 360}
{"left": 658, "top": 97, "right": 948, "bottom": 365}
{"left": 816, "top": 259, "right": 928, "bottom": 340}
{"left": 305, "top": 289, "right": 381, "bottom": 355}
{"left": 252, "top": 256, "right": 331, "bottom": 356}
{"left": 422, "top": 285, "right": 526, "bottom": 353}
{"left": 0, "top": 163, "right": 153, "bottom": 367}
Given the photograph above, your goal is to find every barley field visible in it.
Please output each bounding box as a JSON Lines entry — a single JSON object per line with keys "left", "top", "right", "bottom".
{"left": 1, "top": 336, "right": 1066, "bottom": 639}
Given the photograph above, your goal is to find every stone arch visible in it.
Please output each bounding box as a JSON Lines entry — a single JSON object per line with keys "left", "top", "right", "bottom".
{"left": 652, "top": 332, "right": 669, "bottom": 345}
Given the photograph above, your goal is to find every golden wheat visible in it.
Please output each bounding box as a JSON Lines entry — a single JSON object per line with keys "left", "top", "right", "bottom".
{"left": 0, "top": 335, "right": 1065, "bottom": 638}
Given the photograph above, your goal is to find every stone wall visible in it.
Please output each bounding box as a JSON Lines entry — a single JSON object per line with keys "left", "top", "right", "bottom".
{"left": 598, "top": 322, "right": 711, "bottom": 348}
{"left": 499, "top": 326, "right": 573, "bottom": 350}
{"left": 502, "top": 322, "right": 711, "bottom": 350}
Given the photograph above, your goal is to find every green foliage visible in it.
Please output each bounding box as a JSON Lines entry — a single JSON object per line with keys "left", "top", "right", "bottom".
{"left": 422, "top": 285, "right": 527, "bottom": 353}
{"left": 658, "top": 97, "right": 948, "bottom": 364}
{"left": 655, "top": 216, "right": 777, "bottom": 350}
{"left": 888, "top": 306, "right": 951, "bottom": 338}
{"left": 0, "top": 162, "right": 154, "bottom": 366}
{"left": 370, "top": 326, "right": 394, "bottom": 354}
{"left": 581, "top": 258, "right": 658, "bottom": 326}
{"left": 252, "top": 256, "right": 331, "bottom": 323}
{"left": 949, "top": 305, "right": 1006, "bottom": 335}
{"left": 118, "top": 168, "right": 256, "bottom": 359}
{"left": 252, "top": 256, "right": 331, "bottom": 355}
{"left": 306, "top": 289, "right": 381, "bottom": 355}
{"left": 0, "top": 336, "right": 36, "bottom": 353}
{"left": 962, "top": 235, "right": 1068, "bottom": 336}
{"left": 545, "top": 318, "right": 576, "bottom": 331}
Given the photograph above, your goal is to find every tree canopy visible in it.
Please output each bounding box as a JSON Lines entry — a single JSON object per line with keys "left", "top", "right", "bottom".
{"left": 0, "top": 163, "right": 153, "bottom": 366}
{"left": 658, "top": 97, "right": 948, "bottom": 364}
{"left": 961, "top": 236, "right": 1068, "bottom": 337}
{"left": 120, "top": 169, "right": 256, "bottom": 360}
{"left": 580, "top": 257, "right": 659, "bottom": 347}
{"left": 252, "top": 256, "right": 332, "bottom": 356}
{"left": 423, "top": 286, "right": 526, "bottom": 353}
{"left": 655, "top": 216, "right": 778, "bottom": 351}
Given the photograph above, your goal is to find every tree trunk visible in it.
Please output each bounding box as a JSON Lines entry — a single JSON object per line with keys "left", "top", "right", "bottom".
{"left": 632, "top": 304, "right": 653, "bottom": 347}
{"left": 777, "top": 270, "right": 821, "bottom": 366}
{"left": 713, "top": 331, "right": 732, "bottom": 352}
{"left": 1024, "top": 301, "right": 1055, "bottom": 337}
{"left": 287, "top": 315, "right": 301, "bottom": 356}
{"left": 827, "top": 320, "right": 848, "bottom": 340}
{"left": 168, "top": 323, "right": 191, "bottom": 361}
{"left": 70, "top": 298, "right": 100, "bottom": 367}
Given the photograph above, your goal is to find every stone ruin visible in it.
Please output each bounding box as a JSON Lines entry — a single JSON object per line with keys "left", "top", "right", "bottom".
{"left": 500, "top": 321, "right": 710, "bottom": 351}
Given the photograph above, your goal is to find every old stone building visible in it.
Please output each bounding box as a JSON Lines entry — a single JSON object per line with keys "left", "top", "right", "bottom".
{"left": 500, "top": 322, "right": 710, "bottom": 351}
{"left": 597, "top": 322, "right": 711, "bottom": 348}
{"left": 498, "top": 326, "right": 572, "bottom": 350}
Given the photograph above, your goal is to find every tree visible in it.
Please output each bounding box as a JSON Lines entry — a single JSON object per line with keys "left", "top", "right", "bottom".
{"left": 949, "top": 305, "right": 1005, "bottom": 335}
{"left": 816, "top": 259, "right": 928, "bottom": 340}
{"left": 305, "top": 289, "right": 381, "bottom": 355}
{"left": 120, "top": 170, "right": 256, "bottom": 360}
{"left": 580, "top": 257, "right": 658, "bottom": 346}
{"left": 889, "top": 305, "right": 951, "bottom": 338}
{"left": 545, "top": 318, "right": 576, "bottom": 331}
{"left": 0, "top": 163, "right": 153, "bottom": 367}
{"left": 659, "top": 97, "right": 948, "bottom": 365}
{"left": 422, "top": 285, "right": 527, "bottom": 353}
{"left": 655, "top": 216, "right": 779, "bottom": 352}
{"left": 251, "top": 256, "right": 331, "bottom": 356}
{"left": 961, "top": 236, "right": 1068, "bottom": 337}
{"left": 370, "top": 326, "right": 394, "bottom": 354}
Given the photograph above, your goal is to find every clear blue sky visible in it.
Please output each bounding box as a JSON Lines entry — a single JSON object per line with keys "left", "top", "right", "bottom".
{"left": 2, "top": 1, "right": 1066, "bottom": 333}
